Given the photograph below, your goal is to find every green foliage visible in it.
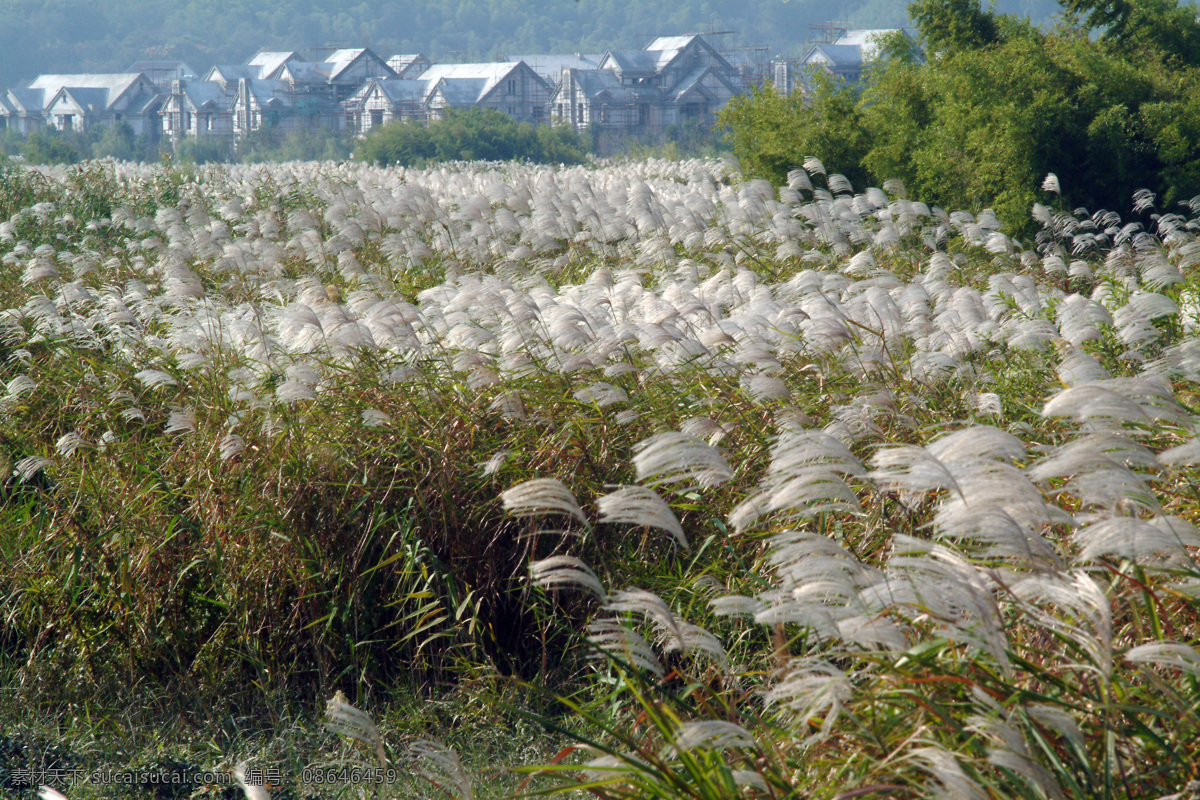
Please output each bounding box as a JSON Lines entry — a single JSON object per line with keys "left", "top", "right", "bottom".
{"left": 1061, "top": 0, "right": 1200, "bottom": 63}
{"left": 92, "top": 120, "right": 137, "bottom": 161}
{"left": 356, "top": 109, "right": 588, "bottom": 167}
{"left": 173, "top": 133, "right": 232, "bottom": 164}
{"left": 236, "top": 127, "right": 356, "bottom": 164}
{"left": 909, "top": 0, "right": 1000, "bottom": 53}
{"left": 720, "top": 75, "right": 871, "bottom": 188}
{"left": 20, "top": 128, "right": 84, "bottom": 165}
{"left": 722, "top": 0, "right": 1200, "bottom": 231}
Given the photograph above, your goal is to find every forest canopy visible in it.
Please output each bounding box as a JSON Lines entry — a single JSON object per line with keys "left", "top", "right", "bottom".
{"left": 720, "top": 0, "right": 1200, "bottom": 229}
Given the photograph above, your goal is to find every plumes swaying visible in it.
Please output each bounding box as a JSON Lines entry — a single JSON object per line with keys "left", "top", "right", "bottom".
{"left": 404, "top": 739, "right": 474, "bottom": 800}
{"left": 324, "top": 694, "right": 389, "bottom": 768}
{"left": 529, "top": 555, "right": 607, "bottom": 601}
{"left": 632, "top": 431, "right": 733, "bottom": 489}
{"left": 596, "top": 485, "right": 688, "bottom": 547}
{"left": 501, "top": 477, "right": 588, "bottom": 525}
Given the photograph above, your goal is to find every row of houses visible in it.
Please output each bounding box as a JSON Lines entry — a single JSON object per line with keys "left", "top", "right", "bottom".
{"left": 0, "top": 30, "right": 903, "bottom": 146}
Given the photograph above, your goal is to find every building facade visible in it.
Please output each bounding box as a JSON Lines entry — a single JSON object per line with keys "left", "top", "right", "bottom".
{"left": 1, "top": 33, "right": 764, "bottom": 148}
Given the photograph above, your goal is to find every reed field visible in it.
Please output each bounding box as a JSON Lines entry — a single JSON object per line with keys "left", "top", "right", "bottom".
{"left": 1, "top": 155, "right": 1199, "bottom": 799}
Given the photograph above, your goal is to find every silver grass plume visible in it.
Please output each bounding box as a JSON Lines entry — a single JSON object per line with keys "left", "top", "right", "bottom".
{"left": 573, "top": 381, "right": 629, "bottom": 407}
{"left": 1027, "top": 704, "right": 1085, "bottom": 754}
{"left": 596, "top": 485, "right": 687, "bottom": 547}
{"left": 1074, "top": 515, "right": 1200, "bottom": 564}
{"left": 324, "top": 693, "right": 389, "bottom": 768}
{"left": 663, "top": 619, "right": 731, "bottom": 673}
{"left": 1125, "top": 642, "right": 1200, "bottom": 678}
{"left": 910, "top": 746, "right": 987, "bottom": 800}
{"left": 480, "top": 449, "right": 510, "bottom": 475}
{"left": 731, "top": 771, "right": 769, "bottom": 792}
{"left": 6, "top": 375, "right": 36, "bottom": 399}
{"left": 633, "top": 431, "right": 733, "bottom": 489}
{"left": 764, "top": 658, "right": 852, "bottom": 743}
{"left": 15, "top": 456, "right": 52, "bottom": 483}
{"left": 1011, "top": 571, "right": 1113, "bottom": 677}
{"left": 585, "top": 618, "right": 664, "bottom": 677}
{"left": 1158, "top": 438, "right": 1200, "bottom": 467}
{"left": 55, "top": 432, "right": 84, "bottom": 457}
{"left": 234, "top": 763, "right": 271, "bottom": 800}
{"left": 500, "top": 477, "right": 588, "bottom": 525}
{"left": 885, "top": 537, "right": 1011, "bottom": 672}
{"left": 604, "top": 587, "right": 683, "bottom": 645}
{"left": 405, "top": 739, "right": 474, "bottom": 800}
{"left": 670, "top": 720, "right": 757, "bottom": 752}
{"left": 967, "top": 715, "right": 1066, "bottom": 800}
{"left": 135, "top": 368, "right": 177, "bottom": 389}
{"left": 165, "top": 408, "right": 197, "bottom": 435}
{"left": 529, "top": 555, "right": 607, "bottom": 601}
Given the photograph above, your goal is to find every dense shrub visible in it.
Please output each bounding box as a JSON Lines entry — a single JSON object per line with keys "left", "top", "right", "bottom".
{"left": 355, "top": 108, "right": 589, "bottom": 167}
{"left": 722, "top": 0, "right": 1200, "bottom": 228}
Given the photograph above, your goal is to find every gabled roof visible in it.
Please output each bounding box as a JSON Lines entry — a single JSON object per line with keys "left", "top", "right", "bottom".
{"left": 26, "top": 74, "right": 155, "bottom": 112}
{"left": 387, "top": 54, "right": 432, "bottom": 77}
{"left": 555, "top": 69, "right": 634, "bottom": 103}
{"left": 347, "top": 77, "right": 427, "bottom": 106}
{"left": 600, "top": 49, "right": 659, "bottom": 75}
{"left": 507, "top": 53, "right": 602, "bottom": 83}
{"left": 51, "top": 87, "right": 109, "bottom": 114}
{"left": 431, "top": 77, "right": 490, "bottom": 106}
{"left": 803, "top": 44, "right": 864, "bottom": 68}
{"left": 279, "top": 61, "right": 333, "bottom": 83}
{"left": 6, "top": 88, "right": 46, "bottom": 113}
{"left": 832, "top": 29, "right": 906, "bottom": 60}
{"left": 320, "top": 48, "right": 395, "bottom": 81}
{"left": 248, "top": 51, "right": 302, "bottom": 78}
{"left": 376, "top": 78, "right": 427, "bottom": 102}
{"left": 180, "top": 80, "right": 229, "bottom": 110}
{"left": 419, "top": 62, "right": 536, "bottom": 102}
{"left": 671, "top": 65, "right": 739, "bottom": 102}
{"left": 127, "top": 60, "right": 197, "bottom": 76}
{"left": 207, "top": 64, "right": 259, "bottom": 84}
{"left": 241, "top": 78, "right": 292, "bottom": 104}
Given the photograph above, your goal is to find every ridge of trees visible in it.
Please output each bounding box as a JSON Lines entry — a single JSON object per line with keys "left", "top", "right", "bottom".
{"left": 721, "top": 0, "right": 1200, "bottom": 230}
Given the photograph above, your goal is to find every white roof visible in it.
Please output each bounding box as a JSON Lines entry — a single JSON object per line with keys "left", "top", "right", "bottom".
{"left": 507, "top": 54, "right": 601, "bottom": 83}
{"left": 419, "top": 62, "right": 522, "bottom": 100}
{"left": 832, "top": 29, "right": 902, "bottom": 60}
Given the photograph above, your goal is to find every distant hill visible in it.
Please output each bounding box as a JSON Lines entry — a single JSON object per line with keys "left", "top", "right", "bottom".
{"left": 0, "top": 0, "right": 1064, "bottom": 89}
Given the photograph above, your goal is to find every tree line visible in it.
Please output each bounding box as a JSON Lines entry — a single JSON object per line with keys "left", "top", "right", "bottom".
{"left": 721, "top": 0, "right": 1200, "bottom": 230}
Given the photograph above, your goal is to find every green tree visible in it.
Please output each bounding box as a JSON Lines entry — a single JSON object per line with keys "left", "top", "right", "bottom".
{"left": 21, "top": 128, "right": 83, "bottom": 164}
{"left": 355, "top": 109, "right": 588, "bottom": 168}
{"left": 174, "top": 134, "right": 232, "bottom": 164}
{"left": 720, "top": 72, "right": 871, "bottom": 188}
{"left": 909, "top": 0, "right": 1000, "bottom": 54}
{"left": 92, "top": 120, "right": 136, "bottom": 160}
{"left": 355, "top": 120, "right": 436, "bottom": 167}
{"left": 721, "top": 0, "right": 1200, "bottom": 231}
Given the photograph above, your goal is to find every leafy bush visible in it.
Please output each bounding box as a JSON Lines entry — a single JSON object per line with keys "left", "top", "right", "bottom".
{"left": 722, "top": 0, "right": 1200, "bottom": 228}
{"left": 356, "top": 108, "right": 588, "bottom": 167}
{"left": 20, "top": 128, "right": 84, "bottom": 165}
